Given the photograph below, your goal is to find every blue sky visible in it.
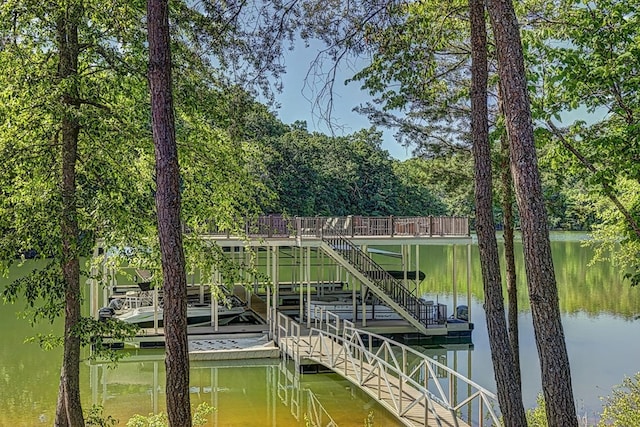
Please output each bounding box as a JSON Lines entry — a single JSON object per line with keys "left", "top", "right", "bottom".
{"left": 270, "top": 42, "right": 411, "bottom": 160}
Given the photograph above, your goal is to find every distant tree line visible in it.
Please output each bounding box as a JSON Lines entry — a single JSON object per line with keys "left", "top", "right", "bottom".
{"left": 240, "top": 104, "right": 594, "bottom": 231}
{"left": 250, "top": 120, "right": 448, "bottom": 217}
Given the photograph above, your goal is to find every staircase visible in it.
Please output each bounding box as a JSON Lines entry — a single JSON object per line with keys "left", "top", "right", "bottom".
{"left": 319, "top": 232, "right": 441, "bottom": 335}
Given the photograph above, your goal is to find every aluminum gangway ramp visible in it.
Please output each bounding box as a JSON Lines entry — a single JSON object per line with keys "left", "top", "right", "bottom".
{"left": 273, "top": 310, "right": 501, "bottom": 427}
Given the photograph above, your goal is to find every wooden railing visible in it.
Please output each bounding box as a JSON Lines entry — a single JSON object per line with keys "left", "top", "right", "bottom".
{"left": 195, "top": 215, "right": 469, "bottom": 238}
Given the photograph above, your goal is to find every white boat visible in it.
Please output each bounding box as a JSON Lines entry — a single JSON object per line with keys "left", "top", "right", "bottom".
{"left": 98, "top": 299, "right": 245, "bottom": 328}
{"left": 117, "top": 305, "right": 245, "bottom": 328}
{"left": 101, "top": 304, "right": 245, "bottom": 328}
{"left": 307, "top": 298, "right": 403, "bottom": 321}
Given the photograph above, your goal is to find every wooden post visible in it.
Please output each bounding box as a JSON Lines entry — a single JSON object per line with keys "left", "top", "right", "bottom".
{"left": 266, "top": 284, "right": 271, "bottom": 325}
{"left": 213, "top": 286, "right": 219, "bottom": 332}
{"left": 90, "top": 244, "right": 99, "bottom": 319}
{"left": 254, "top": 247, "right": 259, "bottom": 295}
{"left": 272, "top": 246, "right": 279, "bottom": 310}
{"left": 361, "top": 284, "right": 367, "bottom": 327}
{"left": 245, "top": 246, "right": 251, "bottom": 308}
{"left": 403, "top": 244, "right": 408, "bottom": 288}
{"left": 320, "top": 249, "right": 325, "bottom": 292}
{"left": 349, "top": 215, "right": 354, "bottom": 237}
{"left": 416, "top": 244, "right": 421, "bottom": 288}
{"left": 453, "top": 245, "right": 457, "bottom": 319}
{"left": 266, "top": 243, "right": 271, "bottom": 292}
{"left": 299, "top": 246, "right": 304, "bottom": 322}
{"left": 352, "top": 274, "right": 357, "bottom": 321}
{"left": 104, "top": 262, "right": 110, "bottom": 312}
{"left": 152, "top": 286, "right": 159, "bottom": 334}
{"left": 306, "top": 246, "right": 311, "bottom": 328}
{"left": 467, "top": 243, "right": 472, "bottom": 321}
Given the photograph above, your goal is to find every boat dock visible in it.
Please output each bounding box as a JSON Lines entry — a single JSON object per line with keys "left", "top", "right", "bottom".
{"left": 93, "top": 215, "right": 475, "bottom": 350}
{"left": 90, "top": 216, "right": 500, "bottom": 425}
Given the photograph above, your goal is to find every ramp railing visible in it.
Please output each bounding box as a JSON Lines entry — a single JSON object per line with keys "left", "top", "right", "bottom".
{"left": 273, "top": 308, "right": 501, "bottom": 426}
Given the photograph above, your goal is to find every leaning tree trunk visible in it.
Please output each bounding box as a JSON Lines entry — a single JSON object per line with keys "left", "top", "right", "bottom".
{"left": 500, "top": 130, "right": 521, "bottom": 390}
{"left": 469, "top": 1, "right": 527, "bottom": 424}
{"left": 485, "top": 1, "right": 578, "bottom": 425}
{"left": 147, "top": 1, "right": 192, "bottom": 425}
{"left": 54, "top": 5, "right": 85, "bottom": 426}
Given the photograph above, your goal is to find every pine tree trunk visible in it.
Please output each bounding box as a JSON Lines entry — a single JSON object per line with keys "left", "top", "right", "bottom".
{"left": 485, "top": 1, "right": 578, "bottom": 425}
{"left": 147, "top": 1, "right": 192, "bottom": 425}
{"left": 500, "top": 131, "right": 521, "bottom": 390}
{"left": 469, "top": 1, "right": 527, "bottom": 424}
{"left": 54, "top": 5, "right": 84, "bottom": 426}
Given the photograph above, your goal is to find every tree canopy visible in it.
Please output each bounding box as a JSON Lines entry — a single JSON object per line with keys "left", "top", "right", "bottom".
{"left": 515, "top": 0, "right": 640, "bottom": 284}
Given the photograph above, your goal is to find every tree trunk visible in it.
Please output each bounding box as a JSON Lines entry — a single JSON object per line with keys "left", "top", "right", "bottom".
{"left": 469, "top": 1, "right": 527, "bottom": 424}
{"left": 485, "top": 1, "right": 578, "bottom": 425}
{"left": 147, "top": 1, "right": 192, "bottom": 425}
{"left": 54, "top": 5, "right": 84, "bottom": 426}
{"left": 500, "top": 130, "right": 521, "bottom": 391}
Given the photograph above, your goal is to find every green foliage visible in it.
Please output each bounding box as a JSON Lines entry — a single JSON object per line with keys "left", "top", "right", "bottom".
{"left": 519, "top": 375, "right": 640, "bottom": 427}
{"left": 523, "top": 0, "right": 640, "bottom": 279}
{"left": 395, "top": 156, "right": 473, "bottom": 217}
{"left": 85, "top": 405, "right": 117, "bottom": 427}
{"left": 364, "top": 411, "right": 375, "bottom": 427}
{"left": 0, "top": 0, "right": 274, "bottom": 324}
{"left": 1, "top": 262, "right": 65, "bottom": 325}
{"left": 536, "top": 139, "right": 598, "bottom": 231}
{"left": 350, "top": 0, "right": 472, "bottom": 153}
{"left": 24, "top": 333, "right": 64, "bottom": 351}
{"left": 392, "top": 161, "right": 448, "bottom": 216}
{"left": 585, "top": 178, "right": 640, "bottom": 284}
{"left": 126, "top": 413, "right": 168, "bottom": 427}
{"left": 256, "top": 124, "right": 450, "bottom": 217}
{"left": 598, "top": 373, "right": 640, "bottom": 427}
{"left": 126, "top": 403, "right": 215, "bottom": 427}
{"left": 525, "top": 394, "right": 548, "bottom": 427}
{"left": 191, "top": 403, "right": 216, "bottom": 426}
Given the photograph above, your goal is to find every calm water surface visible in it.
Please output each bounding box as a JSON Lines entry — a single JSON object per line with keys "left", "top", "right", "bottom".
{"left": 413, "top": 233, "right": 640, "bottom": 422}
{"left": 1, "top": 233, "right": 640, "bottom": 425}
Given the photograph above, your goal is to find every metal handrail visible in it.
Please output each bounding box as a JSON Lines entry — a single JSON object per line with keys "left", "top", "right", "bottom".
{"left": 274, "top": 309, "right": 501, "bottom": 426}
{"left": 321, "top": 232, "right": 444, "bottom": 327}
{"left": 312, "top": 305, "right": 341, "bottom": 335}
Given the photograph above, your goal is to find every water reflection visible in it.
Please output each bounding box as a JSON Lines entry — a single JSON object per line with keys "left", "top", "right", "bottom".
{"left": 88, "top": 355, "right": 402, "bottom": 426}
{"left": 411, "top": 238, "right": 640, "bottom": 319}
{"left": 2, "top": 236, "right": 640, "bottom": 425}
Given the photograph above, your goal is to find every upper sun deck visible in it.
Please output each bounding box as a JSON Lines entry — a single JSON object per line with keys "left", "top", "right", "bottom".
{"left": 196, "top": 215, "right": 472, "bottom": 246}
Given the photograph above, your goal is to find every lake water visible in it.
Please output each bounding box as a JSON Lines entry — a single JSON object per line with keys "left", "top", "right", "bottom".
{"left": 1, "top": 233, "right": 639, "bottom": 425}
{"left": 414, "top": 233, "right": 640, "bottom": 423}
